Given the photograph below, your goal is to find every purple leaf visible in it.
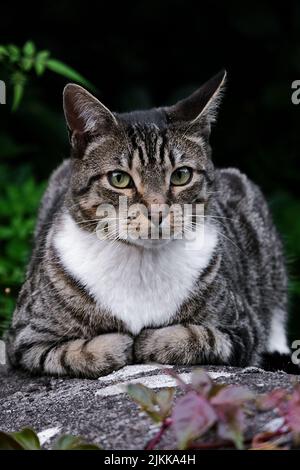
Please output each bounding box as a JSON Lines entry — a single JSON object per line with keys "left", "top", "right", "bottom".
{"left": 257, "top": 389, "right": 287, "bottom": 411}
{"left": 284, "top": 385, "right": 300, "bottom": 433}
{"left": 172, "top": 391, "right": 217, "bottom": 449}
{"left": 191, "top": 369, "right": 212, "bottom": 397}
{"left": 216, "top": 405, "right": 246, "bottom": 449}
{"left": 164, "top": 369, "right": 191, "bottom": 392}
{"left": 211, "top": 385, "right": 254, "bottom": 406}
{"left": 210, "top": 385, "right": 252, "bottom": 449}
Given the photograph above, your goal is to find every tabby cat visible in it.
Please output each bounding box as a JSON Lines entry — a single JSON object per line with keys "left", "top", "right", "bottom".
{"left": 6, "top": 70, "right": 294, "bottom": 378}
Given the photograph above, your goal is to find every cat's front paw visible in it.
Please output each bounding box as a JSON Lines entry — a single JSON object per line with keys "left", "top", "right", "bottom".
{"left": 134, "top": 325, "right": 195, "bottom": 364}
{"left": 77, "top": 333, "right": 133, "bottom": 378}
{"left": 97, "top": 333, "right": 134, "bottom": 371}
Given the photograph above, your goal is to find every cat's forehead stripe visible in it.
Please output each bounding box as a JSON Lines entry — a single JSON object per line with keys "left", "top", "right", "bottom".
{"left": 126, "top": 124, "right": 175, "bottom": 168}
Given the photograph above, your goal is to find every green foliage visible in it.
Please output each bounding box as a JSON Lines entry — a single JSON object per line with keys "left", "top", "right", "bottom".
{"left": 127, "top": 384, "right": 174, "bottom": 423}
{"left": 0, "top": 40, "right": 95, "bottom": 110}
{"left": 53, "top": 435, "right": 100, "bottom": 450}
{"left": 0, "top": 40, "right": 96, "bottom": 335}
{"left": 0, "top": 428, "right": 40, "bottom": 450}
{"left": 0, "top": 165, "right": 46, "bottom": 334}
{"left": 0, "top": 428, "right": 101, "bottom": 450}
{"left": 270, "top": 193, "right": 300, "bottom": 329}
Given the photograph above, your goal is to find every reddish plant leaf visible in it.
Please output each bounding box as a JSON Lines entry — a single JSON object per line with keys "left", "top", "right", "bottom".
{"left": 210, "top": 385, "right": 252, "bottom": 449}
{"left": 191, "top": 369, "right": 213, "bottom": 397}
{"left": 215, "top": 404, "right": 246, "bottom": 449}
{"left": 257, "top": 389, "right": 287, "bottom": 411}
{"left": 164, "top": 369, "right": 191, "bottom": 392}
{"left": 172, "top": 391, "right": 217, "bottom": 450}
{"left": 251, "top": 429, "right": 288, "bottom": 449}
{"left": 284, "top": 385, "right": 300, "bottom": 434}
{"left": 211, "top": 385, "right": 254, "bottom": 406}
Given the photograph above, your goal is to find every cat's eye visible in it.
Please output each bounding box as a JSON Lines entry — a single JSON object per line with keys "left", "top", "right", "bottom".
{"left": 170, "top": 167, "right": 193, "bottom": 186}
{"left": 108, "top": 171, "right": 133, "bottom": 189}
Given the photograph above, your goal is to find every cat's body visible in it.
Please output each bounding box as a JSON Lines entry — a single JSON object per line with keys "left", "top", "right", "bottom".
{"left": 6, "top": 71, "right": 292, "bottom": 377}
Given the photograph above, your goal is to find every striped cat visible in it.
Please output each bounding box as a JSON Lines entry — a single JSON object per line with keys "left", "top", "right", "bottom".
{"left": 6, "top": 70, "right": 295, "bottom": 378}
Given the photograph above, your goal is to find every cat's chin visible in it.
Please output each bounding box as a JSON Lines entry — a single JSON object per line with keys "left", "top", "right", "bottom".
{"left": 124, "top": 237, "right": 173, "bottom": 249}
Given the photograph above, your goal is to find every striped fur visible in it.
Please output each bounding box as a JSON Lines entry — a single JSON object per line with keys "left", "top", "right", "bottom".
{"left": 6, "top": 71, "right": 290, "bottom": 377}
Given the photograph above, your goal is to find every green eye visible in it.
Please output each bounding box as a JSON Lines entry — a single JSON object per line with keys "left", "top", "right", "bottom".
{"left": 109, "top": 171, "right": 133, "bottom": 189}
{"left": 170, "top": 167, "right": 193, "bottom": 186}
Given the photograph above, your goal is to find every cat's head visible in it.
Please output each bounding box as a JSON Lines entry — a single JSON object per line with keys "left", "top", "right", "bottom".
{"left": 63, "top": 70, "right": 226, "bottom": 248}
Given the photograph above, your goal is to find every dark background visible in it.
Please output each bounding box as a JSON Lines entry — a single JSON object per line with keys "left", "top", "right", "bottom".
{"left": 0, "top": 1, "right": 300, "bottom": 343}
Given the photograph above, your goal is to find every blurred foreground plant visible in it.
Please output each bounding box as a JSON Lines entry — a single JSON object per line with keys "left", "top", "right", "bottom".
{"left": 0, "top": 428, "right": 100, "bottom": 450}
{"left": 0, "top": 40, "right": 95, "bottom": 110}
{"left": 1, "top": 370, "right": 300, "bottom": 450}
{"left": 127, "top": 369, "right": 300, "bottom": 450}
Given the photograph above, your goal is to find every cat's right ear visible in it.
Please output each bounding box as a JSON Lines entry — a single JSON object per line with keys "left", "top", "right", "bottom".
{"left": 63, "top": 84, "right": 118, "bottom": 147}
{"left": 165, "top": 70, "right": 226, "bottom": 138}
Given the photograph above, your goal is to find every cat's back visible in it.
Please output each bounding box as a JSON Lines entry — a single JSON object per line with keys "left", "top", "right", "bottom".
{"left": 213, "top": 167, "right": 285, "bottom": 293}
{"left": 213, "top": 166, "right": 278, "bottom": 242}
{"left": 214, "top": 167, "right": 267, "bottom": 212}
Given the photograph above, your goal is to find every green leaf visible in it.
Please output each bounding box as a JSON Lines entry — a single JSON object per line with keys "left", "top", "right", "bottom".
{"left": 11, "top": 72, "right": 26, "bottom": 111}
{"left": 20, "top": 57, "right": 34, "bottom": 72}
{"left": 155, "top": 388, "right": 174, "bottom": 419}
{"left": 0, "top": 429, "right": 41, "bottom": 450}
{"left": 7, "top": 44, "right": 20, "bottom": 63}
{"left": 0, "top": 432, "right": 24, "bottom": 450}
{"left": 12, "top": 82, "right": 25, "bottom": 111}
{"left": 0, "top": 45, "right": 8, "bottom": 59}
{"left": 23, "top": 40, "right": 36, "bottom": 57}
{"left": 127, "top": 383, "right": 161, "bottom": 422}
{"left": 34, "top": 50, "right": 50, "bottom": 76}
{"left": 11, "top": 428, "right": 41, "bottom": 450}
{"left": 54, "top": 435, "right": 100, "bottom": 450}
{"left": 216, "top": 408, "right": 245, "bottom": 450}
{"left": 45, "top": 58, "right": 96, "bottom": 91}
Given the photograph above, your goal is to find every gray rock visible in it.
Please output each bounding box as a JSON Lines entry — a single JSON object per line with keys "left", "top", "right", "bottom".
{"left": 0, "top": 364, "right": 298, "bottom": 449}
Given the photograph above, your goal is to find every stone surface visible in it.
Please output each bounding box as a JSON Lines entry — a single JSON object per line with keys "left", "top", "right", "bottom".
{"left": 0, "top": 363, "right": 299, "bottom": 449}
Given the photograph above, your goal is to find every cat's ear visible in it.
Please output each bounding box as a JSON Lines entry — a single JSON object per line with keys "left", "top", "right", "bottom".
{"left": 63, "top": 83, "right": 118, "bottom": 137}
{"left": 165, "top": 70, "right": 226, "bottom": 134}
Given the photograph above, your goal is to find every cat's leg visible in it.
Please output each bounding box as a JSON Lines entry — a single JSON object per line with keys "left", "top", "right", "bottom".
{"left": 266, "top": 307, "right": 289, "bottom": 354}
{"left": 134, "top": 324, "right": 258, "bottom": 367}
{"left": 261, "top": 307, "right": 300, "bottom": 374}
{"left": 7, "top": 329, "right": 133, "bottom": 378}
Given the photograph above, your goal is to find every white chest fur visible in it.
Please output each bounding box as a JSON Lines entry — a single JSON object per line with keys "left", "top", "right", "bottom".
{"left": 53, "top": 214, "right": 218, "bottom": 334}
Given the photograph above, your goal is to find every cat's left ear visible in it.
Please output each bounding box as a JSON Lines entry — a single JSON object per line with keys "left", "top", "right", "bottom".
{"left": 165, "top": 69, "right": 226, "bottom": 134}
{"left": 63, "top": 83, "right": 118, "bottom": 137}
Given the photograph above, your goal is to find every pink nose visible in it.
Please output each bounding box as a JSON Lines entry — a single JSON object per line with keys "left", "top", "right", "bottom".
{"left": 145, "top": 195, "right": 169, "bottom": 226}
{"left": 146, "top": 193, "right": 166, "bottom": 206}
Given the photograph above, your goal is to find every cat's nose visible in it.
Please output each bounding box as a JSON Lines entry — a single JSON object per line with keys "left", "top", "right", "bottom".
{"left": 148, "top": 211, "right": 163, "bottom": 226}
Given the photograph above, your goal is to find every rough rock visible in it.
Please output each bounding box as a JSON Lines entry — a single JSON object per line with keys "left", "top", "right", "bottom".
{"left": 0, "top": 363, "right": 299, "bottom": 449}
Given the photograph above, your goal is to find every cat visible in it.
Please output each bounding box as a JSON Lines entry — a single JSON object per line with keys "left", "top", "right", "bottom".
{"left": 6, "top": 70, "right": 296, "bottom": 378}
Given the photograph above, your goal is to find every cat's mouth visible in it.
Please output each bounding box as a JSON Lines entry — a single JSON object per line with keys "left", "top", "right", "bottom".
{"left": 92, "top": 202, "right": 204, "bottom": 248}
{"left": 126, "top": 237, "right": 172, "bottom": 249}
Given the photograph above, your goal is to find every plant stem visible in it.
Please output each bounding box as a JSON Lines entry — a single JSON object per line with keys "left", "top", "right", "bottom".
{"left": 144, "top": 418, "right": 172, "bottom": 450}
